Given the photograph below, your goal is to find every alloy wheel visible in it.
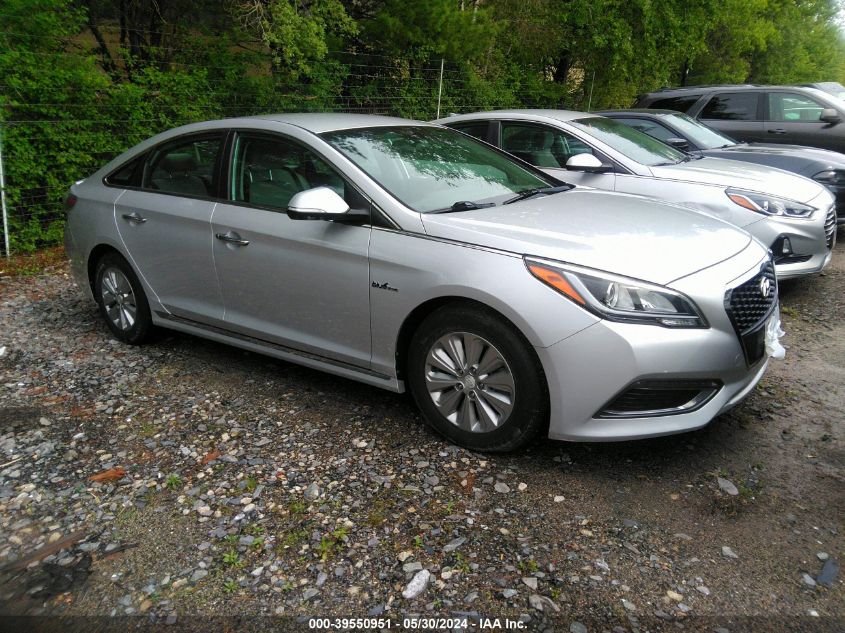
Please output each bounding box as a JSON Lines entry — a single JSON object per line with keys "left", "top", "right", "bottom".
{"left": 100, "top": 267, "right": 137, "bottom": 332}
{"left": 424, "top": 332, "right": 515, "bottom": 433}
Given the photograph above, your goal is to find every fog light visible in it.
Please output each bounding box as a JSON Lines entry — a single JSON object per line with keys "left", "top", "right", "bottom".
{"left": 781, "top": 237, "right": 792, "bottom": 255}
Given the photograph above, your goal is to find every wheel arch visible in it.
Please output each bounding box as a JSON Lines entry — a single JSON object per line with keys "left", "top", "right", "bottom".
{"left": 397, "top": 295, "right": 552, "bottom": 450}
{"left": 87, "top": 243, "right": 126, "bottom": 292}
{"left": 394, "top": 296, "right": 548, "bottom": 391}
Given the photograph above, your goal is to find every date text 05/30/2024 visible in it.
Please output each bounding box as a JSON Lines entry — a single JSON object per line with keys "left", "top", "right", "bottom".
{"left": 308, "top": 617, "right": 527, "bottom": 629}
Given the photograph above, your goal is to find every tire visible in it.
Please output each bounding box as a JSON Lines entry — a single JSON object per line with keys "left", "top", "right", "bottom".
{"left": 93, "top": 252, "right": 154, "bottom": 345}
{"left": 407, "top": 303, "right": 549, "bottom": 453}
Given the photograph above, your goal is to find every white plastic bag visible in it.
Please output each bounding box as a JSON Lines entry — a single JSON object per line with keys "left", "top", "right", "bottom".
{"left": 764, "top": 309, "right": 786, "bottom": 360}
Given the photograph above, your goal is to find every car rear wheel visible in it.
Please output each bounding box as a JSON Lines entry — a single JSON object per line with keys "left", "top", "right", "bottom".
{"left": 408, "top": 304, "right": 548, "bottom": 452}
{"left": 94, "top": 252, "right": 153, "bottom": 345}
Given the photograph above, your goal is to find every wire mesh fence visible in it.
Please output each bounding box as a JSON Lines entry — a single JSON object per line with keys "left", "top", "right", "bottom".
{"left": 1, "top": 43, "right": 557, "bottom": 258}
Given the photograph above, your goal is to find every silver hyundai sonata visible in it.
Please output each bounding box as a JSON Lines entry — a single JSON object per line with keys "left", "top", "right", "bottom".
{"left": 64, "top": 114, "right": 782, "bottom": 452}
{"left": 434, "top": 110, "right": 837, "bottom": 279}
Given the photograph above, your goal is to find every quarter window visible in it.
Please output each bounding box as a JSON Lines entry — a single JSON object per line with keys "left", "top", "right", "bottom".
{"left": 145, "top": 136, "right": 222, "bottom": 197}
{"left": 105, "top": 155, "right": 145, "bottom": 187}
{"left": 500, "top": 122, "right": 593, "bottom": 168}
{"left": 700, "top": 92, "right": 760, "bottom": 121}
{"left": 231, "top": 134, "right": 365, "bottom": 212}
{"left": 768, "top": 92, "right": 825, "bottom": 122}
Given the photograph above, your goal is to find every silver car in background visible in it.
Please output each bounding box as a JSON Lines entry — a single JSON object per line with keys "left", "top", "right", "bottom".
{"left": 65, "top": 114, "right": 780, "bottom": 451}
{"left": 435, "top": 110, "right": 836, "bottom": 279}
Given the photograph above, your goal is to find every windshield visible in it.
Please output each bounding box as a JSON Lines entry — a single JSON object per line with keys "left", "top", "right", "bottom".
{"left": 321, "top": 126, "right": 554, "bottom": 213}
{"left": 665, "top": 113, "right": 737, "bottom": 149}
{"left": 569, "top": 117, "right": 686, "bottom": 166}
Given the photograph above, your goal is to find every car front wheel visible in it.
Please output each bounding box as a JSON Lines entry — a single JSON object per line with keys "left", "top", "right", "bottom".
{"left": 408, "top": 304, "right": 548, "bottom": 452}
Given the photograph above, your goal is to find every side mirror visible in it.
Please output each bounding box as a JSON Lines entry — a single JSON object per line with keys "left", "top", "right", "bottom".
{"left": 820, "top": 108, "right": 841, "bottom": 124}
{"left": 565, "top": 153, "right": 613, "bottom": 173}
{"left": 666, "top": 137, "right": 691, "bottom": 150}
{"left": 287, "top": 187, "right": 349, "bottom": 221}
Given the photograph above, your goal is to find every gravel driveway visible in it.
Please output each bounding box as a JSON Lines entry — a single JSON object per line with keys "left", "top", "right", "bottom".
{"left": 0, "top": 248, "right": 842, "bottom": 632}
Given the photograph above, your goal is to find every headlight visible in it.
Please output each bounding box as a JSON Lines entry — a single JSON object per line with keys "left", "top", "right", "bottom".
{"left": 725, "top": 188, "right": 815, "bottom": 219}
{"left": 525, "top": 257, "right": 707, "bottom": 328}
{"left": 813, "top": 169, "right": 845, "bottom": 186}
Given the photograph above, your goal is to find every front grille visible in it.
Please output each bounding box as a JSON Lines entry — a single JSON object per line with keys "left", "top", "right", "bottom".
{"left": 824, "top": 204, "right": 837, "bottom": 249}
{"left": 724, "top": 260, "right": 777, "bottom": 334}
{"left": 596, "top": 380, "right": 722, "bottom": 418}
{"left": 725, "top": 260, "right": 778, "bottom": 365}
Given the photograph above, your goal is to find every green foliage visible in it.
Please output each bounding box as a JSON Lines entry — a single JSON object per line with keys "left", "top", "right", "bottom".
{"left": 222, "top": 549, "right": 243, "bottom": 567}
{"left": 748, "top": 0, "right": 843, "bottom": 84}
{"left": 1, "top": 0, "right": 106, "bottom": 252}
{"left": 3, "top": 0, "right": 844, "bottom": 252}
{"left": 316, "top": 525, "right": 349, "bottom": 561}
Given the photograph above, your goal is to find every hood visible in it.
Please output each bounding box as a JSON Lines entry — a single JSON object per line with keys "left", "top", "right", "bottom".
{"left": 651, "top": 156, "right": 827, "bottom": 203}
{"left": 701, "top": 144, "right": 845, "bottom": 178}
{"left": 420, "top": 189, "right": 751, "bottom": 286}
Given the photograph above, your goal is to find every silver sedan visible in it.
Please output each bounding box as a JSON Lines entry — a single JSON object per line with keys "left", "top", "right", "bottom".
{"left": 435, "top": 110, "right": 837, "bottom": 279}
{"left": 65, "top": 114, "right": 781, "bottom": 451}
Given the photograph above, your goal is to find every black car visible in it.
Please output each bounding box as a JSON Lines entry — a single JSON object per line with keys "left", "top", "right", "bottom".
{"left": 633, "top": 84, "right": 845, "bottom": 154}
{"left": 599, "top": 109, "right": 845, "bottom": 224}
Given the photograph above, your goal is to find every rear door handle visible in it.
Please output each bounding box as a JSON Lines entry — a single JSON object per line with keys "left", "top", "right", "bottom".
{"left": 121, "top": 212, "right": 147, "bottom": 224}
{"left": 768, "top": 128, "right": 787, "bottom": 134}
{"left": 215, "top": 231, "right": 250, "bottom": 246}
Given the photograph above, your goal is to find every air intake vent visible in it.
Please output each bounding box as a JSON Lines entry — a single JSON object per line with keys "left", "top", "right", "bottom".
{"left": 596, "top": 380, "right": 722, "bottom": 419}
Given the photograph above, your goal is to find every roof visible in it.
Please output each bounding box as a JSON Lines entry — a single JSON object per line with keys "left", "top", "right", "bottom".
{"left": 435, "top": 109, "right": 599, "bottom": 124}
{"left": 643, "top": 84, "right": 831, "bottom": 97}
{"left": 596, "top": 109, "right": 680, "bottom": 116}
{"left": 251, "top": 113, "right": 428, "bottom": 133}
{"left": 648, "top": 84, "right": 759, "bottom": 93}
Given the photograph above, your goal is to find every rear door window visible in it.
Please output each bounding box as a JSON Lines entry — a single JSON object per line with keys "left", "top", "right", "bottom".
{"left": 700, "top": 92, "right": 760, "bottom": 121}
{"left": 144, "top": 135, "right": 223, "bottom": 198}
{"left": 448, "top": 121, "right": 492, "bottom": 142}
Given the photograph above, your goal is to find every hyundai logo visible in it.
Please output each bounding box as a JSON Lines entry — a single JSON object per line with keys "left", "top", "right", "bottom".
{"left": 759, "top": 277, "right": 772, "bottom": 299}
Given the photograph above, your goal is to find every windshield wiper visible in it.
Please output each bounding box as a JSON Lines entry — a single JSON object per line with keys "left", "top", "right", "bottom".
{"left": 429, "top": 200, "right": 497, "bottom": 214}
{"left": 503, "top": 184, "right": 574, "bottom": 205}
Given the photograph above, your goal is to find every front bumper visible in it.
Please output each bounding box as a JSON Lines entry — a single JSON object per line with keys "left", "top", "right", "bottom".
{"left": 745, "top": 195, "right": 835, "bottom": 280}
{"left": 537, "top": 247, "right": 774, "bottom": 442}
{"left": 537, "top": 319, "right": 769, "bottom": 441}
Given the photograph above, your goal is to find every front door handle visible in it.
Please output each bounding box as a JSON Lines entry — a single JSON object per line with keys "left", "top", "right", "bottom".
{"left": 121, "top": 212, "right": 147, "bottom": 224}
{"left": 215, "top": 231, "right": 250, "bottom": 246}
{"left": 768, "top": 128, "right": 787, "bottom": 134}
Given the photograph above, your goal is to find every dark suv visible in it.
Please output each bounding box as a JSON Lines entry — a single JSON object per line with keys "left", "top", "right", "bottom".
{"left": 633, "top": 85, "right": 845, "bottom": 153}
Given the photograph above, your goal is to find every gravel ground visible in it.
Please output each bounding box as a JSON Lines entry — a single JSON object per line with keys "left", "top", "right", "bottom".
{"left": 0, "top": 245, "right": 842, "bottom": 633}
